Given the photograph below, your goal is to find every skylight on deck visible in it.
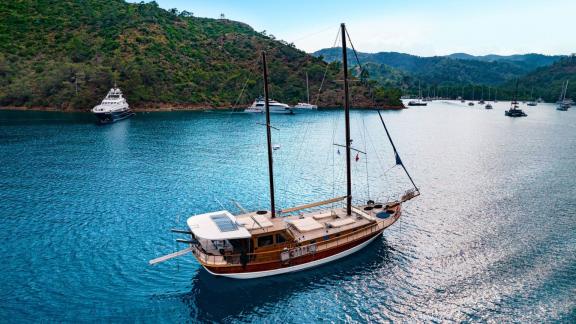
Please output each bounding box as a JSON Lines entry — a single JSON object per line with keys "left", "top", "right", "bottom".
{"left": 211, "top": 214, "right": 239, "bottom": 232}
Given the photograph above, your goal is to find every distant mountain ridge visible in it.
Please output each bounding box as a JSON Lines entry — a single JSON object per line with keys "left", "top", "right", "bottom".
{"left": 446, "top": 52, "right": 562, "bottom": 66}
{"left": 315, "top": 48, "right": 564, "bottom": 71}
{"left": 313, "top": 48, "right": 564, "bottom": 85}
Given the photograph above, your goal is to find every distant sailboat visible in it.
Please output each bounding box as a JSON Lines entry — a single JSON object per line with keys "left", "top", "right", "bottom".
{"left": 468, "top": 86, "right": 475, "bottom": 106}
{"left": 527, "top": 87, "right": 537, "bottom": 106}
{"left": 557, "top": 80, "right": 570, "bottom": 111}
{"left": 478, "top": 86, "right": 485, "bottom": 104}
{"left": 294, "top": 72, "right": 318, "bottom": 109}
{"left": 460, "top": 86, "right": 465, "bottom": 103}
{"left": 408, "top": 81, "right": 427, "bottom": 106}
{"left": 485, "top": 87, "right": 493, "bottom": 109}
{"left": 505, "top": 80, "right": 527, "bottom": 117}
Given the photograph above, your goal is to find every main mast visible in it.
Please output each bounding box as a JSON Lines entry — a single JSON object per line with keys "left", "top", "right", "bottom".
{"left": 262, "top": 51, "right": 276, "bottom": 218}
{"left": 341, "top": 23, "right": 352, "bottom": 216}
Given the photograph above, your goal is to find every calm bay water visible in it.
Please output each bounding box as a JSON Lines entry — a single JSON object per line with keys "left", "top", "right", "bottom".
{"left": 0, "top": 101, "right": 575, "bottom": 322}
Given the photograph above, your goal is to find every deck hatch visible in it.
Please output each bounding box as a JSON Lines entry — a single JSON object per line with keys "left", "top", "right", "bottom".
{"left": 211, "top": 214, "right": 239, "bottom": 232}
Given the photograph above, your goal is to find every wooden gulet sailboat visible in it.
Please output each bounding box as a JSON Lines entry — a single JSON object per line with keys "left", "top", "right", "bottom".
{"left": 149, "top": 24, "right": 419, "bottom": 279}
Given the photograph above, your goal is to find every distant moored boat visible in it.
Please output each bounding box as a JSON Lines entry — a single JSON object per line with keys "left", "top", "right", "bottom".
{"left": 408, "top": 100, "right": 427, "bottom": 106}
{"left": 91, "top": 85, "right": 134, "bottom": 124}
{"left": 505, "top": 80, "right": 527, "bottom": 117}
{"left": 408, "top": 81, "right": 427, "bottom": 106}
{"left": 527, "top": 87, "right": 538, "bottom": 106}
{"left": 294, "top": 72, "right": 318, "bottom": 109}
{"left": 246, "top": 97, "right": 294, "bottom": 114}
{"left": 556, "top": 80, "right": 571, "bottom": 111}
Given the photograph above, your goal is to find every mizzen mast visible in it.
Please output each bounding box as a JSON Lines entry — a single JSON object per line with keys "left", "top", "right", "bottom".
{"left": 341, "top": 23, "right": 352, "bottom": 216}
{"left": 262, "top": 51, "right": 276, "bottom": 218}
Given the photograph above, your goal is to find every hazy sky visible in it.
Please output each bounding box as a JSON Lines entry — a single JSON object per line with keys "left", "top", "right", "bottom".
{"left": 144, "top": 0, "right": 574, "bottom": 56}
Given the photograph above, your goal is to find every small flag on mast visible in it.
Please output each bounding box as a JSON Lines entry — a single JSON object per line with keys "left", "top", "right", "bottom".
{"left": 337, "top": 149, "right": 340, "bottom": 155}
{"left": 355, "top": 153, "right": 360, "bottom": 161}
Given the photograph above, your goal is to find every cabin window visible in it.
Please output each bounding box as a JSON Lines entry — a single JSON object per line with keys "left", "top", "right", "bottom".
{"left": 257, "top": 235, "right": 274, "bottom": 247}
{"left": 275, "top": 233, "right": 286, "bottom": 244}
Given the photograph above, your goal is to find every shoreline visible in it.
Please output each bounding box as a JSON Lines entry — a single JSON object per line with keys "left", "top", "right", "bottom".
{"left": 0, "top": 105, "right": 406, "bottom": 113}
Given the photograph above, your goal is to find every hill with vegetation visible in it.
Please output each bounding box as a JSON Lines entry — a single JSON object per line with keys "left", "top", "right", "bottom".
{"left": 446, "top": 53, "right": 561, "bottom": 68}
{"left": 0, "top": 0, "right": 402, "bottom": 111}
{"left": 506, "top": 55, "right": 576, "bottom": 102}
{"left": 313, "top": 48, "right": 566, "bottom": 100}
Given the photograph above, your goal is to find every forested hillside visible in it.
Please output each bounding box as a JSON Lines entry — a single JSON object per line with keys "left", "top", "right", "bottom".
{"left": 314, "top": 48, "right": 567, "bottom": 100}
{"left": 0, "top": 0, "right": 402, "bottom": 110}
{"left": 510, "top": 55, "right": 576, "bottom": 102}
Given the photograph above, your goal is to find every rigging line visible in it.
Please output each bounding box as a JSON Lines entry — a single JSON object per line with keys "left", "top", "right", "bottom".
{"left": 288, "top": 25, "right": 339, "bottom": 44}
{"left": 224, "top": 76, "right": 250, "bottom": 124}
{"left": 361, "top": 112, "right": 370, "bottom": 200}
{"left": 279, "top": 118, "right": 321, "bottom": 208}
{"left": 376, "top": 110, "right": 419, "bottom": 192}
{"left": 278, "top": 115, "right": 310, "bottom": 205}
{"left": 232, "top": 77, "right": 250, "bottom": 110}
{"left": 381, "top": 163, "right": 398, "bottom": 176}
{"left": 345, "top": 29, "right": 363, "bottom": 72}
{"left": 328, "top": 109, "right": 343, "bottom": 202}
{"left": 314, "top": 27, "right": 341, "bottom": 106}
{"left": 214, "top": 197, "right": 226, "bottom": 210}
{"left": 224, "top": 56, "right": 261, "bottom": 124}
{"left": 278, "top": 27, "right": 335, "bottom": 205}
{"left": 331, "top": 109, "right": 340, "bottom": 200}
{"left": 278, "top": 119, "right": 314, "bottom": 206}
{"left": 345, "top": 28, "right": 379, "bottom": 107}
{"left": 363, "top": 111, "right": 388, "bottom": 178}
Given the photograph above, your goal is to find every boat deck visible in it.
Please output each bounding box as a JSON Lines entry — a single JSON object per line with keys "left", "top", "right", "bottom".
{"left": 235, "top": 203, "right": 397, "bottom": 243}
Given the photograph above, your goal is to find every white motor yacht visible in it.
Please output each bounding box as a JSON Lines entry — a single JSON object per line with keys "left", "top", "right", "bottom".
{"left": 245, "top": 97, "right": 294, "bottom": 114}
{"left": 91, "top": 86, "right": 134, "bottom": 123}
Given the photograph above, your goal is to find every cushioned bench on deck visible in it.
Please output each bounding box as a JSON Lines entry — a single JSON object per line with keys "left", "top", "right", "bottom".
{"left": 288, "top": 217, "right": 324, "bottom": 232}
{"left": 327, "top": 217, "right": 355, "bottom": 228}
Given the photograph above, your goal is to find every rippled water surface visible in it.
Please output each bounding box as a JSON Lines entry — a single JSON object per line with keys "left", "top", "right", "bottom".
{"left": 0, "top": 101, "right": 575, "bottom": 322}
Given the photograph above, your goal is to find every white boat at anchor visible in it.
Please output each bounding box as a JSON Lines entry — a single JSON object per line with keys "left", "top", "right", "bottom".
{"left": 294, "top": 102, "right": 318, "bottom": 109}
{"left": 245, "top": 97, "right": 294, "bottom": 114}
{"left": 294, "top": 72, "right": 318, "bottom": 109}
{"left": 557, "top": 80, "right": 571, "bottom": 111}
{"left": 91, "top": 86, "right": 134, "bottom": 123}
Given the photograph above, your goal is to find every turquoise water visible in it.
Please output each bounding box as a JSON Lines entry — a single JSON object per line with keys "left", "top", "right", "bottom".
{"left": 0, "top": 102, "right": 575, "bottom": 322}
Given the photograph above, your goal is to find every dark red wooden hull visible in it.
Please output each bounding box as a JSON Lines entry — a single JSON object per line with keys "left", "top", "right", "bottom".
{"left": 204, "top": 227, "right": 384, "bottom": 275}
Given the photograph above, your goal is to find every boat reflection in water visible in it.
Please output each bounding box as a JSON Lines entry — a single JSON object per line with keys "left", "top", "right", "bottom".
{"left": 177, "top": 238, "right": 393, "bottom": 322}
